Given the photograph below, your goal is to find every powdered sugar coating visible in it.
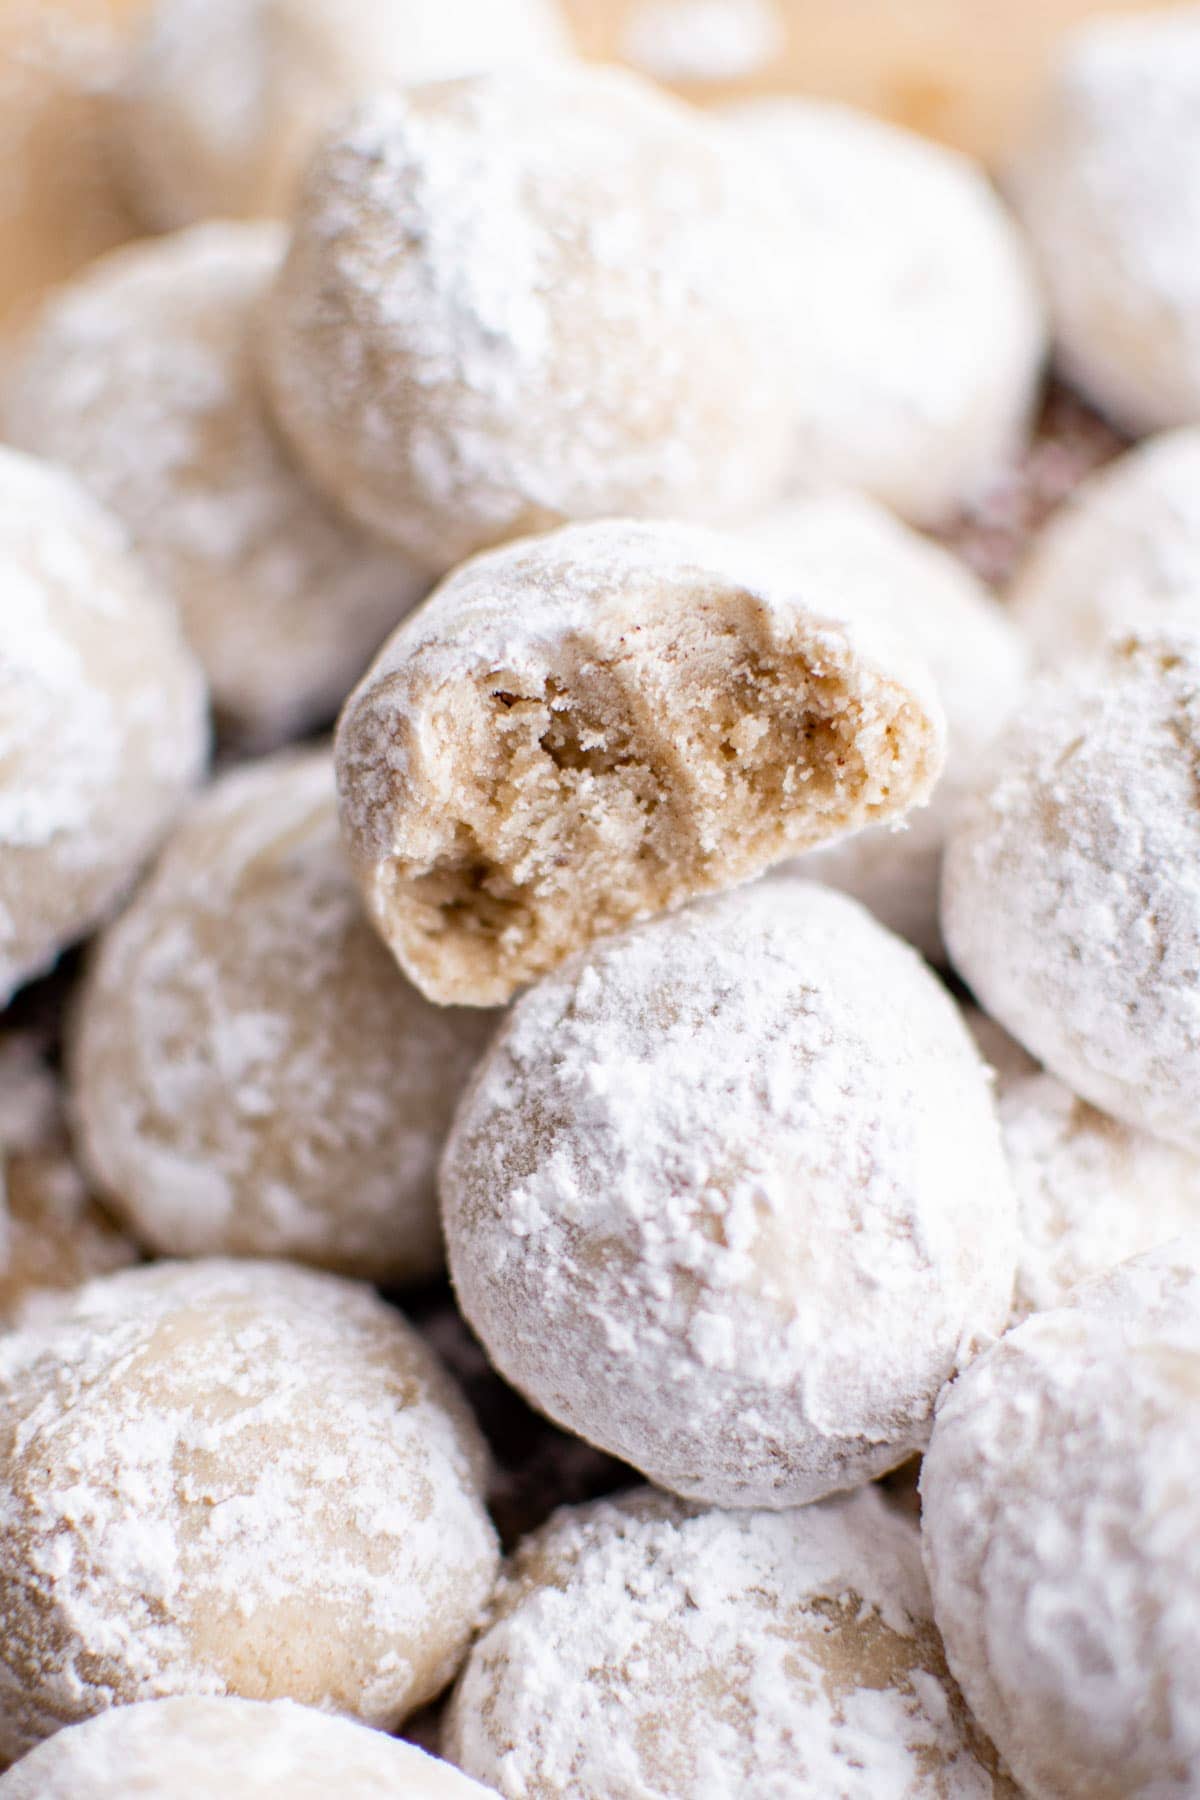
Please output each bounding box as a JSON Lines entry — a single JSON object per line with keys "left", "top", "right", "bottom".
{"left": 70, "top": 749, "right": 494, "bottom": 1283}
{"left": 3, "top": 223, "right": 427, "bottom": 749}
{"left": 0, "top": 1258, "right": 499, "bottom": 1766}
{"left": 0, "top": 1696, "right": 494, "bottom": 1797}
{"left": 1009, "top": 7, "right": 1200, "bottom": 434}
{"left": 265, "top": 69, "right": 800, "bottom": 569}
{"left": 999, "top": 1067, "right": 1200, "bottom": 1324}
{"left": 1011, "top": 428, "right": 1200, "bottom": 666}
{"left": 745, "top": 492, "right": 1028, "bottom": 961}
{"left": 110, "top": 0, "right": 571, "bottom": 228}
{"left": 943, "top": 630, "right": 1200, "bottom": 1153}
{"left": 921, "top": 1237, "right": 1200, "bottom": 1799}
{"left": 723, "top": 98, "right": 1046, "bottom": 527}
{"left": 0, "top": 447, "right": 208, "bottom": 1002}
{"left": 0, "top": 1034, "right": 135, "bottom": 1333}
{"left": 444, "top": 1485, "right": 1016, "bottom": 1798}
{"left": 442, "top": 876, "right": 1016, "bottom": 1509}
{"left": 336, "top": 516, "right": 945, "bottom": 1006}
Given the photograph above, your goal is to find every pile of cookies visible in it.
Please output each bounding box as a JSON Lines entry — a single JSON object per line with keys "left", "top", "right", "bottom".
{"left": 1, "top": 0, "right": 1199, "bottom": 1794}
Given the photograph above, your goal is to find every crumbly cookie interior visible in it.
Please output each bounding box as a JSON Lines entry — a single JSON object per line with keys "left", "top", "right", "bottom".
{"left": 384, "top": 597, "right": 927, "bottom": 1003}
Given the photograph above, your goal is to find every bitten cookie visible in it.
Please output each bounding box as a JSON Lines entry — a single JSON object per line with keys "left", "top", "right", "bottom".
{"left": 0, "top": 447, "right": 208, "bottom": 1003}
{"left": 110, "top": 0, "right": 570, "bottom": 228}
{"left": 724, "top": 97, "right": 1045, "bottom": 527}
{"left": 70, "top": 750, "right": 494, "bottom": 1283}
{"left": 922, "top": 1237, "right": 1200, "bottom": 1800}
{"left": 943, "top": 630, "right": 1200, "bottom": 1154}
{"left": 335, "top": 518, "right": 944, "bottom": 1006}
{"left": 1010, "top": 6, "right": 1200, "bottom": 433}
{"left": 1010, "top": 428, "right": 1200, "bottom": 666}
{"left": 0, "top": 1697, "right": 493, "bottom": 1797}
{"left": 264, "top": 68, "right": 801, "bottom": 567}
{"left": 0, "top": 1259, "right": 499, "bottom": 1764}
{"left": 441, "top": 876, "right": 1015, "bottom": 1508}
{"left": 745, "top": 492, "right": 1027, "bottom": 960}
{"left": 4, "top": 223, "right": 427, "bottom": 748}
{"left": 444, "top": 1486, "right": 1016, "bottom": 1798}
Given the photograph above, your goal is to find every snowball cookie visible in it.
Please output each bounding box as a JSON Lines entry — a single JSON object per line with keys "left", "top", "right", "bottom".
{"left": 3, "top": 222, "right": 428, "bottom": 749}
{"left": 745, "top": 491, "right": 1028, "bottom": 961}
{"left": 999, "top": 1064, "right": 1200, "bottom": 1324}
{"left": 1010, "top": 7, "right": 1200, "bottom": 435}
{"left": 444, "top": 1485, "right": 1016, "bottom": 1798}
{"left": 0, "top": 1033, "right": 135, "bottom": 1332}
{"left": 1011, "top": 428, "right": 1200, "bottom": 667}
{"left": 965, "top": 1006, "right": 1200, "bottom": 1323}
{"left": 0, "top": 1258, "right": 499, "bottom": 1765}
{"left": 921, "top": 1237, "right": 1200, "bottom": 1799}
{"left": 70, "top": 750, "right": 494, "bottom": 1283}
{"left": 335, "top": 519, "right": 945, "bottom": 1007}
{"left": 110, "top": 0, "right": 571, "bottom": 229}
{"left": 0, "top": 1696, "right": 495, "bottom": 1798}
{"left": 943, "top": 629, "right": 1200, "bottom": 1153}
{"left": 722, "top": 98, "right": 1046, "bottom": 528}
{"left": 0, "top": 447, "right": 208, "bottom": 1004}
{"left": 442, "top": 876, "right": 1016, "bottom": 1508}
{"left": 265, "top": 68, "right": 800, "bottom": 569}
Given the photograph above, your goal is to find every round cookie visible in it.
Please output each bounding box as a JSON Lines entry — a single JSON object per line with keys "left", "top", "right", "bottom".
{"left": 0, "top": 1696, "right": 492, "bottom": 1798}
{"left": 335, "top": 518, "right": 945, "bottom": 1006}
{"left": 745, "top": 491, "right": 1028, "bottom": 961}
{"left": 965, "top": 1006, "right": 1200, "bottom": 1323}
{"left": 723, "top": 97, "right": 1045, "bottom": 527}
{"left": 442, "top": 876, "right": 1016, "bottom": 1509}
{"left": 0, "top": 1032, "right": 135, "bottom": 1331}
{"left": 0, "top": 1692, "right": 492, "bottom": 1792}
{"left": 264, "top": 67, "right": 800, "bottom": 568}
{"left": 1011, "top": 428, "right": 1200, "bottom": 666}
{"left": 0, "top": 1258, "right": 499, "bottom": 1765}
{"left": 70, "top": 749, "right": 495, "bottom": 1284}
{"left": 942, "top": 629, "right": 1200, "bottom": 1153}
{"left": 3, "top": 223, "right": 428, "bottom": 749}
{"left": 0, "top": 446, "right": 208, "bottom": 1003}
{"left": 1009, "top": 7, "right": 1200, "bottom": 434}
{"left": 1000, "top": 1066, "right": 1200, "bottom": 1324}
{"left": 921, "top": 1237, "right": 1200, "bottom": 1800}
{"left": 110, "top": 0, "right": 571, "bottom": 229}
{"left": 444, "top": 1485, "right": 1016, "bottom": 1798}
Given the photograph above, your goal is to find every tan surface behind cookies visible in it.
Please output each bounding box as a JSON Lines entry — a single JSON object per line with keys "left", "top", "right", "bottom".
{"left": 0, "top": 0, "right": 1166, "bottom": 336}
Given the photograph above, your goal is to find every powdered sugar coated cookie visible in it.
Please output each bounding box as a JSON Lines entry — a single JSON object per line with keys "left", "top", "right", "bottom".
{"left": 1011, "top": 428, "right": 1200, "bottom": 666}
{"left": 0, "top": 447, "right": 208, "bottom": 1003}
{"left": 943, "top": 630, "right": 1200, "bottom": 1154}
{"left": 70, "top": 750, "right": 494, "bottom": 1283}
{"left": 724, "top": 97, "right": 1046, "bottom": 526}
{"left": 265, "top": 68, "right": 801, "bottom": 568}
{"left": 922, "top": 1236, "right": 1200, "bottom": 1799}
{"left": 4, "top": 223, "right": 427, "bottom": 748}
{"left": 442, "top": 876, "right": 1016, "bottom": 1508}
{"left": 444, "top": 1485, "right": 1017, "bottom": 1798}
{"left": 0, "top": 1696, "right": 494, "bottom": 1797}
{"left": 1010, "top": 7, "right": 1200, "bottom": 433}
{"left": 0, "top": 1258, "right": 499, "bottom": 1764}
